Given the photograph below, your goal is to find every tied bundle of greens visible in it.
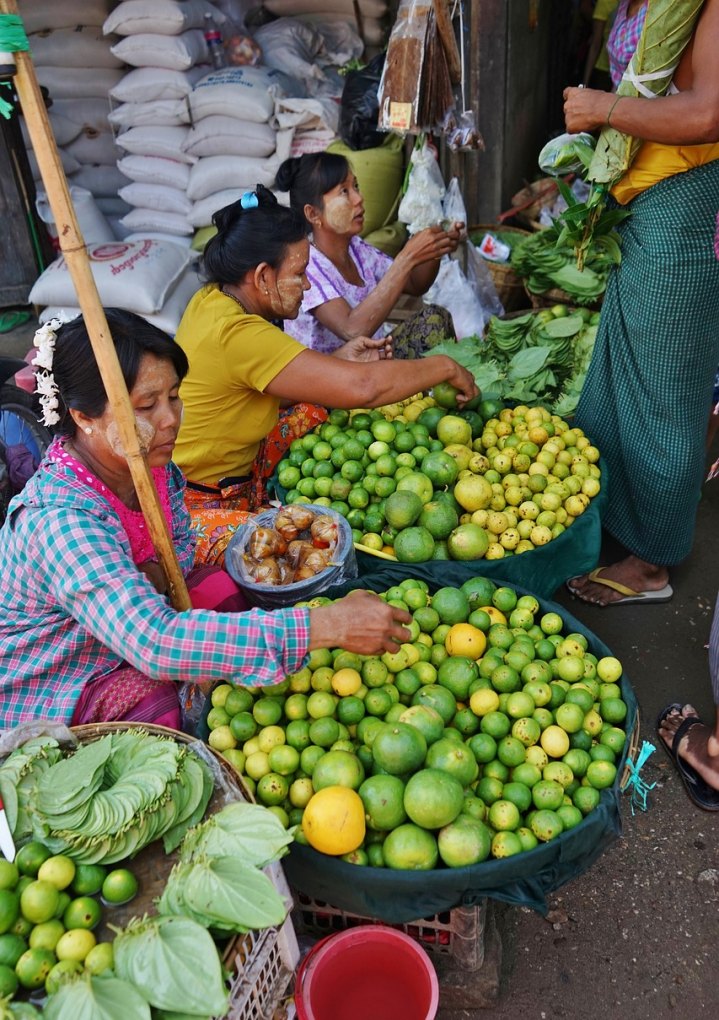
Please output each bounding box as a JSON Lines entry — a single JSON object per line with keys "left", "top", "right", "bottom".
{"left": 556, "top": 0, "right": 706, "bottom": 266}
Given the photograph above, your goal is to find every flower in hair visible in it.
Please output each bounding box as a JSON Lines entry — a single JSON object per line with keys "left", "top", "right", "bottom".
{"left": 32, "top": 318, "right": 62, "bottom": 427}
{"left": 240, "top": 191, "right": 259, "bottom": 210}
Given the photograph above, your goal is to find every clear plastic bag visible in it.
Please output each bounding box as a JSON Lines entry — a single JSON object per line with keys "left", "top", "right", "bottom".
{"left": 397, "top": 140, "right": 446, "bottom": 235}
{"left": 538, "top": 132, "right": 596, "bottom": 177}
{"left": 441, "top": 176, "right": 467, "bottom": 228}
{"left": 225, "top": 504, "right": 357, "bottom": 609}
{"left": 424, "top": 246, "right": 504, "bottom": 339}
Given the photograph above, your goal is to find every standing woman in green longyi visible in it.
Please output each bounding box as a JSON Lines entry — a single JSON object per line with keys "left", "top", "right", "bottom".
{"left": 562, "top": 0, "right": 719, "bottom": 607}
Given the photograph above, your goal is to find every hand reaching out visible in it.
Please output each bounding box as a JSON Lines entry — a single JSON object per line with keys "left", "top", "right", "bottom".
{"left": 334, "top": 335, "right": 394, "bottom": 362}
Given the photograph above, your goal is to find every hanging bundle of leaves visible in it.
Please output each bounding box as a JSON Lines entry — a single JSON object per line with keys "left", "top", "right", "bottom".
{"left": 556, "top": 0, "right": 706, "bottom": 265}
{"left": 112, "top": 915, "right": 229, "bottom": 1016}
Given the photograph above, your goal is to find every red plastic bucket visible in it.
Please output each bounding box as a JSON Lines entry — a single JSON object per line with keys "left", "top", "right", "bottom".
{"left": 295, "top": 925, "right": 439, "bottom": 1020}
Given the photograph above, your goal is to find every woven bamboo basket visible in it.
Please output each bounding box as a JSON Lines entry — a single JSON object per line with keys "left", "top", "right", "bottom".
{"left": 69, "top": 722, "right": 298, "bottom": 1020}
{"left": 470, "top": 223, "right": 532, "bottom": 313}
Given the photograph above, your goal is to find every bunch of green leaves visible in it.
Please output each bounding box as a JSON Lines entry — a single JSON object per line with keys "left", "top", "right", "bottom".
{"left": 511, "top": 218, "right": 618, "bottom": 298}
{"left": 0, "top": 736, "right": 62, "bottom": 839}
{"left": 552, "top": 324, "right": 598, "bottom": 418}
{"left": 550, "top": 180, "right": 630, "bottom": 272}
{"left": 158, "top": 855, "right": 288, "bottom": 934}
{"left": 112, "top": 915, "right": 229, "bottom": 1017}
{"left": 426, "top": 308, "right": 599, "bottom": 411}
{"left": 44, "top": 973, "right": 152, "bottom": 1020}
{"left": 179, "top": 801, "right": 294, "bottom": 867}
{"left": 23, "top": 731, "right": 213, "bottom": 863}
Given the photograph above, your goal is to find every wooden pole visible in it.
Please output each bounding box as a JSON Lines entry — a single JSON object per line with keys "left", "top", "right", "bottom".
{"left": 1, "top": 0, "right": 192, "bottom": 612}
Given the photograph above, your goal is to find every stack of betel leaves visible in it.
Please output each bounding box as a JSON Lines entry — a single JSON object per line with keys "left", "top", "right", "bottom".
{"left": 0, "top": 732, "right": 295, "bottom": 1019}
{"left": 427, "top": 306, "right": 599, "bottom": 415}
{"left": 510, "top": 227, "right": 611, "bottom": 305}
{"left": 0, "top": 731, "right": 214, "bottom": 863}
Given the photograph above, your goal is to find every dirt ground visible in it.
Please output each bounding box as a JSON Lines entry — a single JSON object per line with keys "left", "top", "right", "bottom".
{"left": 2, "top": 315, "right": 719, "bottom": 1020}
{"left": 440, "top": 463, "right": 719, "bottom": 1018}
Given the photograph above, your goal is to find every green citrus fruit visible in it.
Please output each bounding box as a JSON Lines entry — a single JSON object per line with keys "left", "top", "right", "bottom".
{"left": 29, "top": 919, "right": 65, "bottom": 952}
{"left": 0, "top": 890, "right": 19, "bottom": 935}
{"left": 44, "top": 958, "right": 83, "bottom": 995}
{"left": 20, "top": 881, "right": 59, "bottom": 925}
{"left": 15, "top": 842, "right": 51, "bottom": 878}
{"left": 403, "top": 768, "right": 465, "bottom": 829}
{"left": 0, "top": 932, "right": 26, "bottom": 968}
{"left": 382, "top": 824, "right": 438, "bottom": 870}
{"left": 437, "top": 815, "right": 492, "bottom": 867}
{"left": 358, "top": 774, "right": 407, "bottom": 831}
{"left": 15, "top": 947, "right": 56, "bottom": 990}
{"left": 424, "top": 738, "right": 477, "bottom": 786}
{"left": 312, "top": 750, "right": 365, "bottom": 791}
{"left": 71, "top": 864, "right": 107, "bottom": 897}
{"left": 101, "top": 869, "right": 138, "bottom": 906}
{"left": 393, "top": 526, "right": 435, "bottom": 563}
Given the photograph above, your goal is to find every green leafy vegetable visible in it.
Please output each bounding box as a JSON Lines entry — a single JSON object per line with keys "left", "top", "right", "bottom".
{"left": 159, "top": 855, "right": 288, "bottom": 934}
{"left": 113, "top": 915, "right": 228, "bottom": 1016}
{"left": 44, "top": 973, "right": 151, "bottom": 1020}
{"left": 180, "top": 801, "right": 294, "bottom": 867}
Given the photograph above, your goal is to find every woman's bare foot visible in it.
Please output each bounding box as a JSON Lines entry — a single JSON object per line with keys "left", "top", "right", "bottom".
{"left": 658, "top": 704, "right": 719, "bottom": 793}
{"left": 566, "top": 555, "right": 670, "bottom": 607}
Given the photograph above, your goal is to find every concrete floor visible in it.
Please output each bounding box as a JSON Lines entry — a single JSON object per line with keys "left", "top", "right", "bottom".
{"left": 2, "top": 312, "right": 718, "bottom": 1020}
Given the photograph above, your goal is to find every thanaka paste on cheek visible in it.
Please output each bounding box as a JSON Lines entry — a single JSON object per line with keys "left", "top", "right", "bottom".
{"left": 105, "top": 417, "right": 155, "bottom": 457}
{"left": 323, "top": 194, "right": 354, "bottom": 233}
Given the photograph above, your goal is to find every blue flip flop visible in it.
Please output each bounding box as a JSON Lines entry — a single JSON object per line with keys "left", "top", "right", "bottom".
{"left": 656, "top": 703, "right": 719, "bottom": 811}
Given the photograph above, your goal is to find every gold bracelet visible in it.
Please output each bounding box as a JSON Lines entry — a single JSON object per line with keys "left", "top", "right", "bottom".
{"left": 606, "top": 95, "right": 623, "bottom": 127}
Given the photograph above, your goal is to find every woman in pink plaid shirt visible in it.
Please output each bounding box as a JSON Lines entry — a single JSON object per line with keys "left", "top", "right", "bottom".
{"left": 0, "top": 311, "right": 412, "bottom": 731}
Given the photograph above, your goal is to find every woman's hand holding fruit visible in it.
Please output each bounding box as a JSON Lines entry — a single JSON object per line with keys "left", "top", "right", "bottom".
{"left": 310, "top": 590, "right": 411, "bottom": 655}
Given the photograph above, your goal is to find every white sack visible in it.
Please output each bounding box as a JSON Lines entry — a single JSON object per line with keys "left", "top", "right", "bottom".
{"left": 119, "top": 182, "right": 194, "bottom": 216}
{"left": 36, "top": 186, "right": 115, "bottom": 244}
{"left": 40, "top": 264, "right": 203, "bottom": 335}
{"left": 29, "top": 27, "right": 124, "bottom": 68}
{"left": 37, "top": 67, "right": 125, "bottom": 101}
{"left": 109, "top": 100, "right": 190, "bottom": 129}
{"left": 253, "top": 19, "right": 326, "bottom": 89}
{"left": 21, "top": 113, "right": 81, "bottom": 149}
{"left": 111, "top": 31, "right": 208, "bottom": 71}
{"left": 186, "top": 154, "right": 278, "bottom": 201}
{"left": 49, "top": 99, "right": 112, "bottom": 135}
{"left": 189, "top": 66, "right": 298, "bottom": 124}
{"left": 117, "top": 154, "right": 192, "bottom": 191}
{"left": 120, "top": 208, "right": 194, "bottom": 236}
{"left": 104, "top": 0, "right": 225, "bottom": 37}
{"left": 95, "top": 197, "right": 133, "bottom": 217}
{"left": 189, "top": 189, "right": 245, "bottom": 227}
{"left": 18, "top": 0, "right": 113, "bottom": 33}
{"left": 69, "top": 165, "right": 132, "bottom": 197}
{"left": 29, "top": 240, "right": 196, "bottom": 314}
{"left": 110, "top": 66, "right": 207, "bottom": 102}
{"left": 299, "top": 13, "right": 386, "bottom": 45}
{"left": 65, "top": 132, "right": 124, "bottom": 167}
{"left": 116, "top": 126, "right": 197, "bottom": 163}
{"left": 182, "top": 116, "right": 276, "bottom": 158}
{"left": 124, "top": 232, "right": 193, "bottom": 247}
{"left": 28, "top": 149, "right": 81, "bottom": 180}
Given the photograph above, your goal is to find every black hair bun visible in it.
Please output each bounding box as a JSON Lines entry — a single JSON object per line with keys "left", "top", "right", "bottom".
{"left": 274, "top": 157, "right": 301, "bottom": 192}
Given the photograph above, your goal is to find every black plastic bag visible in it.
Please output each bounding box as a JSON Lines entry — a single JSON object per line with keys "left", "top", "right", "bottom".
{"left": 339, "top": 53, "right": 386, "bottom": 151}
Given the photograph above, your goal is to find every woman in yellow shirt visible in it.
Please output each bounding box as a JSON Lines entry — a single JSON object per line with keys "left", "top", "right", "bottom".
{"left": 562, "top": 0, "right": 719, "bottom": 608}
{"left": 173, "top": 186, "right": 476, "bottom": 564}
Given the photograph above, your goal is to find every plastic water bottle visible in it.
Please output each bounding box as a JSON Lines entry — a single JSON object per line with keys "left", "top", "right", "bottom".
{"left": 203, "top": 13, "right": 226, "bottom": 69}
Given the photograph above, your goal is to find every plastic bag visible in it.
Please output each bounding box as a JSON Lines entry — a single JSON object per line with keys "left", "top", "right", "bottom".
{"left": 441, "top": 176, "right": 466, "bottom": 228}
{"left": 538, "top": 132, "right": 596, "bottom": 177}
{"left": 225, "top": 504, "right": 357, "bottom": 609}
{"left": 339, "top": 53, "right": 385, "bottom": 151}
{"left": 397, "top": 140, "right": 445, "bottom": 235}
{"left": 423, "top": 246, "right": 503, "bottom": 339}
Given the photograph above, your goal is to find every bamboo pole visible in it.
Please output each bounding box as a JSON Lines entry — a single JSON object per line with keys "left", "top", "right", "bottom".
{"left": 1, "top": 0, "right": 192, "bottom": 613}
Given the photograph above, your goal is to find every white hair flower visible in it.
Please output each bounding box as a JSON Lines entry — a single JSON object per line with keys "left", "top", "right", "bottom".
{"left": 32, "top": 318, "right": 62, "bottom": 427}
